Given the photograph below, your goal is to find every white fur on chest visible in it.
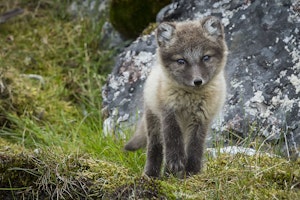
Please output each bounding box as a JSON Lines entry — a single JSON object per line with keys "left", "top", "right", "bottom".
{"left": 144, "top": 64, "right": 226, "bottom": 125}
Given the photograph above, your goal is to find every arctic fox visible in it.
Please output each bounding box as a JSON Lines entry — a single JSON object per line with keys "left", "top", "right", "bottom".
{"left": 125, "top": 16, "right": 228, "bottom": 177}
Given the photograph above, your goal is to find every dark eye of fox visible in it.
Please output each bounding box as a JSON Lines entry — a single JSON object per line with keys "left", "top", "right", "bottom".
{"left": 202, "top": 55, "right": 211, "bottom": 62}
{"left": 177, "top": 59, "right": 186, "bottom": 65}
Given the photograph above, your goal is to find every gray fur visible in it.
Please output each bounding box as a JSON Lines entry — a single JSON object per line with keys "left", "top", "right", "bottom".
{"left": 124, "top": 116, "right": 147, "bottom": 151}
{"left": 124, "top": 16, "right": 228, "bottom": 178}
{"left": 156, "top": 22, "right": 175, "bottom": 48}
{"left": 202, "top": 16, "right": 223, "bottom": 38}
{"left": 143, "top": 109, "right": 163, "bottom": 177}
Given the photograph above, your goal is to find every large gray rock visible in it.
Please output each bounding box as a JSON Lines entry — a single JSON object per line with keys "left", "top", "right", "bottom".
{"left": 102, "top": 0, "right": 300, "bottom": 158}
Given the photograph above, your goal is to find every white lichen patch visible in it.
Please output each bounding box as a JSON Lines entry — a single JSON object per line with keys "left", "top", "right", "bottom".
{"left": 122, "top": 71, "right": 130, "bottom": 81}
{"left": 290, "top": 46, "right": 300, "bottom": 71}
{"left": 244, "top": 104, "right": 257, "bottom": 116}
{"left": 251, "top": 91, "right": 264, "bottom": 103}
{"left": 280, "top": 70, "right": 287, "bottom": 78}
{"left": 289, "top": 74, "right": 300, "bottom": 94}
{"left": 134, "top": 51, "right": 154, "bottom": 66}
{"left": 271, "top": 94, "right": 281, "bottom": 107}
{"left": 103, "top": 117, "right": 115, "bottom": 137}
{"left": 108, "top": 74, "right": 127, "bottom": 90}
{"left": 221, "top": 18, "right": 230, "bottom": 27}
{"left": 108, "top": 75, "right": 119, "bottom": 90}
{"left": 230, "top": 79, "right": 243, "bottom": 89}
{"left": 283, "top": 35, "right": 293, "bottom": 44}
{"left": 271, "top": 89, "right": 298, "bottom": 113}
{"left": 244, "top": 91, "right": 265, "bottom": 116}
{"left": 103, "top": 116, "right": 127, "bottom": 139}
{"left": 262, "top": 123, "right": 282, "bottom": 140}
{"left": 117, "top": 113, "right": 129, "bottom": 123}
{"left": 207, "top": 146, "right": 276, "bottom": 158}
{"left": 113, "top": 91, "right": 120, "bottom": 101}
{"left": 212, "top": 0, "right": 231, "bottom": 9}
{"left": 288, "top": 2, "right": 300, "bottom": 23}
{"left": 106, "top": 50, "right": 154, "bottom": 95}
{"left": 280, "top": 95, "right": 296, "bottom": 112}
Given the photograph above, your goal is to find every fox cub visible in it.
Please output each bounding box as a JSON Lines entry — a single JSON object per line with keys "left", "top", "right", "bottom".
{"left": 124, "top": 16, "right": 228, "bottom": 177}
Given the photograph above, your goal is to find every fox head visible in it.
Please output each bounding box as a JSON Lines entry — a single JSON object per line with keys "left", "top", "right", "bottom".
{"left": 156, "top": 16, "right": 228, "bottom": 88}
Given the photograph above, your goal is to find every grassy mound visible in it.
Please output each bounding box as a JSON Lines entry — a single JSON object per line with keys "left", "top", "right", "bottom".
{"left": 1, "top": 137, "right": 299, "bottom": 199}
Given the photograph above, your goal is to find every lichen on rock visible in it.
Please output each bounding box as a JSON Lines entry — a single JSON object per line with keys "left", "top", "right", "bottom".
{"left": 102, "top": 0, "right": 300, "bottom": 158}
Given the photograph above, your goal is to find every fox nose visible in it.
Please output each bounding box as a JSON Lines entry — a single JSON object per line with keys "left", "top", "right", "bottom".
{"left": 193, "top": 79, "right": 203, "bottom": 86}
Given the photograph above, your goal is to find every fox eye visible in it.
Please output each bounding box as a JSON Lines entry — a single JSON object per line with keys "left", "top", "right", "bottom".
{"left": 176, "top": 59, "right": 186, "bottom": 65}
{"left": 202, "top": 55, "right": 211, "bottom": 62}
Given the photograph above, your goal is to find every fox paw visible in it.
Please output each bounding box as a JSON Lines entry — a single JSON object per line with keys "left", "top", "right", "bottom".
{"left": 165, "top": 157, "right": 186, "bottom": 176}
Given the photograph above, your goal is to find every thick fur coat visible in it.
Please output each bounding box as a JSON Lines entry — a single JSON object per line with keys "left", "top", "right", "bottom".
{"left": 125, "top": 16, "right": 228, "bottom": 177}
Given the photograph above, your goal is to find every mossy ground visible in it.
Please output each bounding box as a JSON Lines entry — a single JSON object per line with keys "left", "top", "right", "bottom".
{"left": 0, "top": 0, "right": 299, "bottom": 199}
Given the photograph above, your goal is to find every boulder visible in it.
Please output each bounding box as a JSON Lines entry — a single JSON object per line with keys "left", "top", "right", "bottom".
{"left": 102, "top": 0, "right": 300, "bottom": 158}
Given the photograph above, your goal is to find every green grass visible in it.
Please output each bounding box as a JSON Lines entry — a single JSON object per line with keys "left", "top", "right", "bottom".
{"left": 0, "top": 0, "right": 299, "bottom": 199}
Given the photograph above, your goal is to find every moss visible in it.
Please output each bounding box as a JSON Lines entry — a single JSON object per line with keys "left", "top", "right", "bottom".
{"left": 142, "top": 22, "right": 159, "bottom": 35}
{"left": 1, "top": 137, "right": 299, "bottom": 199}
{"left": 109, "top": 0, "right": 171, "bottom": 39}
{"left": 0, "top": 138, "right": 37, "bottom": 199}
{"left": 110, "top": 176, "right": 176, "bottom": 199}
{"left": 0, "top": 139, "right": 132, "bottom": 199}
{"left": 181, "top": 154, "right": 300, "bottom": 199}
{"left": 79, "top": 158, "right": 132, "bottom": 192}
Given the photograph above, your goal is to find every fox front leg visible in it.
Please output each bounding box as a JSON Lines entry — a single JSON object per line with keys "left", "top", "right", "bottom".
{"left": 185, "top": 124, "right": 208, "bottom": 175}
{"left": 144, "top": 109, "right": 163, "bottom": 177}
{"left": 162, "top": 109, "right": 186, "bottom": 177}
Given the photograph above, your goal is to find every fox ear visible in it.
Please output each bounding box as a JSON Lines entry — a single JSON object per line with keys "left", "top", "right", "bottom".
{"left": 156, "top": 22, "right": 175, "bottom": 47}
{"left": 202, "top": 16, "right": 224, "bottom": 39}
